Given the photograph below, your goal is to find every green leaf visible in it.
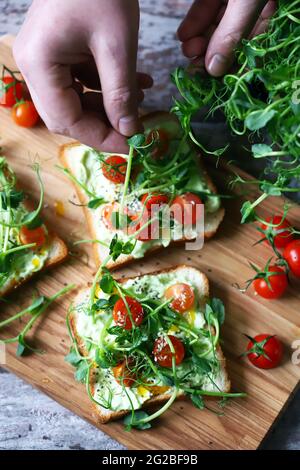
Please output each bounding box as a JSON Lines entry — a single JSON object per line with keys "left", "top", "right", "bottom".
{"left": 123, "top": 411, "right": 151, "bottom": 430}
{"left": 65, "top": 347, "right": 82, "bottom": 367}
{"left": 252, "top": 144, "right": 273, "bottom": 158}
{"left": 23, "top": 213, "right": 43, "bottom": 230}
{"left": 74, "top": 360, "right": 89, "bottom": 383}
{"left": 94, "top": 348, "right": 113, "bottom": 369}
{"left": 240, "top": 201, "right": 257, "bottom": 224}
{"left": 99, "top": 272, "right": 114, "bottom": 294}
{"left": 127, "top": 134, "right": 145, "bottom": 148}
{"left": 210, "top": 298, "right": 225, "bottom": 325}
{"left": 260, "top": 183, "right": 282, "bottom": 196}
{"left": 16, "top": 338, "right": 27, "bottom": 357}
{"left": 190, "top": 393, "right": 205, "bottom": 410}
{"left": 93, "top": 294, "right": 119, "bottom": 311}
{"left": 27, "top": 296, "right": 46, "bottom": 314}
{"left": 0, "top": 189, "right": 24, "bottom": 210}
{"left": 245, "top": 109, "right": 276, "bottom": 131}
{"left": 192, "top": 356, "right": 212, "bottom": 374}
{"left": 88, "top": 197, "right": 106, "bottom": 209}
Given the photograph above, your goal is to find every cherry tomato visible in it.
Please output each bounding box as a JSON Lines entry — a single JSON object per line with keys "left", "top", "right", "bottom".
{"left": 171, "top": 192, "right": 203, "bottom": 225}
{"left": 146, "top": 128, "right": 170, "bottom": 159}
{"left": 102, "top": 155, "right": 127, "bottom": 184}
{"left": 164, "top": 283, "right": 195, "bottom": 313}
{"left": 253, "top": 266, "right": 288, "bottom": 299}
{"left": 153, "top": 335, "right": 185, "bottom": 368}
{"left": 283, "top": 240, "right": 300, "bottom": 277}
{"left": 261, "top": 215, "right": 294, "bottom": 249}
{"left": 0, "top": 76, "right": 23, "bottom": 107}
{"left": 101, "top": 202, "right": 120, "bottom": 230}
{"left": 12, "top": 100, "right": 39, "bottom": 127}
{"left": 112, "top": 358, "right": 136, "bottom": 387}
{"left": 19, "top": 225, "right": 46, "bottom": 249}
{"left": 141, "top": 193, "right": 169, "bottom": 211}
{"left": 128, "top": 210, "right": 159, "bottom": 242}
{"left": 245, "top": 334, "right": 283, "bottom": 369}
{"left": 113, "top": 296, "right": 144, "bottom": 330}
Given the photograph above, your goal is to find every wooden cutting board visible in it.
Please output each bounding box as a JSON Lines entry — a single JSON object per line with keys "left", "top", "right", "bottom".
{"left": 1, "top": 34, "right": 300, "bottom": 451}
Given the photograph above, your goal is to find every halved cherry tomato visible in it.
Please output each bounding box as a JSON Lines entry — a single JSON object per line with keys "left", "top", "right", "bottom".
{"left": 245, "top": 334, "right": 283, "bottom": 369}
{"left": 171, "top": 192, "right": 203, "bottom": 225}
{"left": 102, "top": 155, "right": 127, "bottom": 184}
{"left": 146, "top": 128, "right": 170, "bottom": 159}
{"left": 153, "top": 335, "right": 185, "bottom": 368}
{"left": 164, "top": 283, "right": 195, "bottom": 313}
{"left": 128, "top": 210, "right": 159, "bottom": 242}
{"left": 112, "top": 358, "right": 136, "bottom": 387}
{"left": 261, "top": 215, "right": 294, "bottom": 249}
{"left": 101, "top": 202, "right": 120, "bottom": 230}
{"left": 12, "top": 100, "right": 39, "bottom": 127}
{"left": 0, "top": 76, "right": 23, "bottom": 107}
{"left": 141, "top": 193, "right": 169, "bottom": 211}
{"left": 19, "top": 225, "right": 46, "bottom": 248}
{"left": 113, "top": 296, "right": 144, "bottom": 330}
{"left": 253, "top": 266, "right": 288, "bottom": 299}
{"left": 283, "top": 240, "right": 300, "bottom": 277}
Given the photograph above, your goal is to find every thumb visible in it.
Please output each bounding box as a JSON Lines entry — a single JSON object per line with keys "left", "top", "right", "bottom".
{"left": 90, "top": 11, "right": 141, "bottom": 137}
{"left": 206, "top": 0, "right": 268, "bottom": 77}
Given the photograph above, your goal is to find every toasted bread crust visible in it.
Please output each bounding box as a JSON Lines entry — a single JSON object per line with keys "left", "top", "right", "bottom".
{"left": 69, "top": 265, "right": 231, "bottom": 423}
{"left": 59, "top": 112, "right": 225, "bottom": 270}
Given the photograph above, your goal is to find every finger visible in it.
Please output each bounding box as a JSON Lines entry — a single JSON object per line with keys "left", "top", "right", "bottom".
{"left": 250, "top": 1, "right": 276, "bottom": 37}
{"left": 205, "top": 0, "right": 268, "bottom": 76}
{"left": 90, "top": 12, "right": 141, "bottom": 137}
{"left": 182, "top": 36, "right": 208, "bottom": 58}
{"left": 80, "top": 89, "right": 145, "bottom": 116}
{"left": 15, "top": 56, "right": 128, "bottom": 152}
{"left": 72, "top": 59, "right": 153, "bottom": 91}
{"left": 177, "top": 0, "right": 223, "bottom": 42}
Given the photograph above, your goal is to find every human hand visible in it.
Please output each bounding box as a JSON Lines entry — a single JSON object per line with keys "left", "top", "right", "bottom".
{"left": 177, "top": 0, "right": 277, "bottom": 77}
{"left": 13, "top": 0, "right": 152, "bottom": 152}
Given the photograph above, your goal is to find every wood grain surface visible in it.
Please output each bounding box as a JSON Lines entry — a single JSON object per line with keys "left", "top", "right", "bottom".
{"left": 1, "top": 35, "right": 300, "bottom": 450}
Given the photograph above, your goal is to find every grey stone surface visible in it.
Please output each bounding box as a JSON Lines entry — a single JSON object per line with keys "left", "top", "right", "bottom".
{"left": 0, "top": 0, "right": 299, "bottom": 451}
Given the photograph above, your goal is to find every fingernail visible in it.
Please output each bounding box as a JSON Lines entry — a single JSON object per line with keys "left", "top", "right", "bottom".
{"left": 119, "top": 116, "right": 140, "bottom": 136}
{"left": 207, "top": 54, "right": 228, "bottom": 77}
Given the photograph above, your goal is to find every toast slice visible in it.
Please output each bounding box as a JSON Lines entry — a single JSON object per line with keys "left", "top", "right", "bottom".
{"left": 59, "top": 112, "right": 225, "bottom": 270}
{"left": 68, "top": 265, "right": 230, "bottom": 424}
{"left": 0, "top": 158, "right": 68, "bottom": 298}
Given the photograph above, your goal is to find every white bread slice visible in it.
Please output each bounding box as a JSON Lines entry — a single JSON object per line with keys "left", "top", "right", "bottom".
{"left": 0, "top": 233, "right": 68, "bottom": 298}
{"left": 59, "top": 112, "right": 225, "bottom": 270}
{"left": 69, "top": 265, "right": 231, "bottom": 424}
{"left": 0, "top": 172, "right": 68, "bottom": 298}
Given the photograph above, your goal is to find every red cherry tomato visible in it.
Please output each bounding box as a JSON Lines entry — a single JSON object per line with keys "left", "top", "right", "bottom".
{"left": 12, "top": 100, "right": 39, "bottom": 127}
{"left": 19, "top": 225, "right": 46, "bottom": 249}
{"left": 253, "top": 266, "right": 288, "bottom": 299}
{"left": 171, "top": 192, "right": 203, "bottom": 225}
{"left": 113, "top": 296, "right": 144, "bottom": 330}
{"left": 0, "top": 76, "right": 23, "bottom": 107}
{"left": 164, "top": 283, "right": 195, "bottom": 313}
{"left": 153, "top": 335, "right": 185, "bottom": 368}
{"left": 101, "top": 202, "right": 120, "bottom": 230}
{"left": 261, "top": 215, "right": 294, "bottom": 249}
{"left": 128, "top": 210, "right": 159, "bottom": 242}
{"left": 146, "top": 128, "right": 170, "bottom": 159}
{"left": 283, "top": 240, "right": 300, "bottom": 277}
{"left": 141, "top": 193, "right": 169, "bottom": 211}
{"left": 112, "top": 358, "right": 136, "bottom": 387}
{"left": 245, "top": 334, "right": 283, "bottom": 369}
{"left": 102, "top": 155, "right": 127, "bottom": 184}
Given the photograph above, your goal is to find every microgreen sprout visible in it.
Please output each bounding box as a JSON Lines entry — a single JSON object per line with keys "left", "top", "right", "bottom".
{"left": 0, "top": 284, "right": 75, "bottom": 356}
